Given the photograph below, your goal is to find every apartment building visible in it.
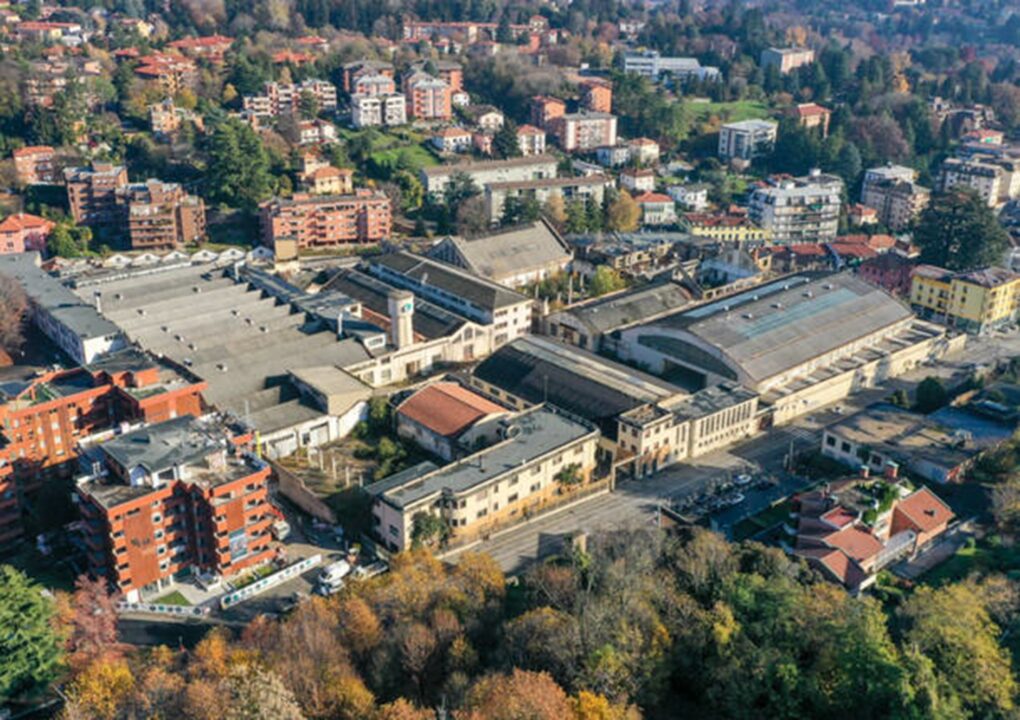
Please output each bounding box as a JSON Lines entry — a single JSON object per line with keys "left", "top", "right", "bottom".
{"left": 910, "top": 265, "right": 1020, "bottom": 334}
{"left": 748, "top": 170, "right": 843, "bottom": 243}
{"left": 516, "top": 125, "right": 546, "bottom": 156}
{"left": 117, "top": 180, "right": 207, "bottom": 250}
{"left": 369, "top": 405, "right": 599, "bottom": 552}
{"left": 342, "top": 60, "right": 394, "bottom": 93}
{"left": 351, "top": 73, "right": 396, "bottom": 97}
{"left": 485, "top": 175, "right": 613, "bottom": 224}
{"left": 718, "top": 119, "right": 778, "bottom": 162}
{"left": 148, "top": 99, "right": 202, "bottom": 138}
{"left": 419, "top": 154, "right": 559, "bottom": 196}
{"left": 12, "top": 146, "right": 57, "bottom": 185}
{"left": 351, "top": 93, "right": 407, "bottom": 128}
{"left": 861, "top": 165, "right": 931, "bottom": 231}
{"left": 402, "top": 72, "right": 452, "bottom": 121}
{"left": 64, "top": 163, "right": 130, "bottom": 226}
{"left": 622, "top": 51, "right": 721, "bottom": 82}
{"left": 133, "top": 53, "right": 198, "bottom": 96}
{"left": 24, "top": 59, "right": 102, "bottom": 108}
{"left": 243, "top": 79, "right": 338, "bottom": 118}
{"left": 761, "top": 47, "right": 815, "bottom": 74}
{"left": 0, "top": 349, "right": 205, "bottom": 545}
{"left": 684, "top": 212, "right": 772, "bottom": 244}
{"left": 550, "top": 112, "right": 618, "bottom": 152}
{"left": 791, "top": 103, "right": 831, "bottom": 137}
{"left": 166, "top": 34, "right": 233, "bottom": 62}
{"left": 939, "top": 156, "right": 1020, "bottom": 207}
{"left": 0, "top": 213, "right": 54, "bottom": 255}
{"left": 579, "top": 77, "right": 613, "bottom": 113}
{"left": 260, "top": 190, "right": 391, "bottom": 253}
{"left": 530, "top": 96, "right": 566, "bottom": 130}
{"left": 75, "top": 416, "right": 275, "bottom": 602}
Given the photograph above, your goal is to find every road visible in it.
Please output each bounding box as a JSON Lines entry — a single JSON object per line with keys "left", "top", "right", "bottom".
{"left": 447, "top": 332, "right": 1020, "bottom": 575}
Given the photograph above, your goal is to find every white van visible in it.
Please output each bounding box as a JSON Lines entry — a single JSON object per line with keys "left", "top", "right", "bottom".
{"left": 318, "top": 560, "right": 351, "bottom": 586}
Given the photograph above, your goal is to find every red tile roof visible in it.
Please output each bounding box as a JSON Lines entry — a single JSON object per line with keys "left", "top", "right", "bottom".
{"left": 893, "top": 487, "right": 954, "bottom": 534}
{"left": 0, "top": 212, "right": 54, "bottom": 233}
{"left": 634, "top": 192, "right": 672, "bottom": 204}
{"left": 793, "top": 102, "right": 831, "bottom": 118}
{"left": 12, "top": 145, "right": 54, "bottom": 157}
{"left": 820, "top": 506, "right": 856, "bottom": 529}
{"left": 397, "top": 382, "right": 506, "bottom": 438}
{"left": 168, "top": 34, "right": 233, "bottom": 49}
{"left": 824, "top": 525, "right": 884, "bottom": 564}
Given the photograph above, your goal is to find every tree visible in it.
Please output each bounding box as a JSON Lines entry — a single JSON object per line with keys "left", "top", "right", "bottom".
{"left": 298, "top": 89, "right": 319, "bottom": 120}
{"left": 457, "top": 196, "right": 490, "bottom": 236}
{"left": 914, "top": 189, "right": 1010, "bottom": 271}
{"left": 605, "top": 191, "right": 640, "bottom": 232}
{"left": 63, "top": 575, "right": 121, "bottom": 670}
{"left": 914, "top": 376, "right": 948, "bottom": 413}
{"left": 458, "top": 669, "right": 575, "bottom": 720}
{"left": 554, "top": 463, "right": 584, "bottom": 488}
{"left": 0, "top": 273, "right": 29, "bottom": 356}
{"left": 0, "top": 565, "right": 63, "bottom": 701}
{"left": 221, "top": 664, "right": 305, "bottom": 720}
{"left": 588, "top": 267, "right": 626, "bottom": 297}
{"left": 501, "top": 195, "right": 541, "bottom": 226}
{"left": 543, "top": 193, "right": 567, "bottom": 230}
{"left": 492, "top": 121, "right": 522, "bottom": 160}
{"left": 393, "top": 170, "right": 424, "bottom": 211}
{"left": 410, "top": 512, "right": 448, "bottom": 548}
{"left": 61, "top": 658, "right": 135, "bottom": 720}
{"left": 206, "top": 118, "right": 274, "bottom": 211}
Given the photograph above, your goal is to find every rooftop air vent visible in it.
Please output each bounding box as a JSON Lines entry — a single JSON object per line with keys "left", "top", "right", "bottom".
{"left": 823, "top": 283, "right": 834, "bottom": 290}
{"left": 803, "top": 291, "right": 813, "bottom": 298}
{"left": 217, "top": 363, "right": 228, "bottom": 372}
{"left": 743, "top": 313, "right": 754, "bottom": 319}
{"left": 183, "top": 358, "right": 192, "bottom": 366}
{"left": 772, "top": 302, "right": 783, "bottom": 309}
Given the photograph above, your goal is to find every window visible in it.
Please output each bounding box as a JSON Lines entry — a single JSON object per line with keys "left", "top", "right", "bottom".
{"left": 825, "top": 436, "right": 835, "bottom": 447}
{"left": 508, "top": 493, "right": 518, "bottom": 503}
{"left": 530, "top": 483, "right": 540, "bottom": 492}
{"left": 476, "top": 509, "right": 488, "bottom": 519}
{"left": 389, "top": 525, "right": 398, "bottom": 537}
{"left": 840, "top": 441, "right": 851, "bottom": 453}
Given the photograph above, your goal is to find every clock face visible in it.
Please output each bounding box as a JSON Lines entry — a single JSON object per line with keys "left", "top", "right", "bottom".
{"left": 402, "top": 302, "right": 413, "bottom": 312}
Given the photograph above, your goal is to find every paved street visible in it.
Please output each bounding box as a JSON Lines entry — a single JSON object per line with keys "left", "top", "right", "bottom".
{"left": 446, "top": 333, "right": 1020, "bottom": 576}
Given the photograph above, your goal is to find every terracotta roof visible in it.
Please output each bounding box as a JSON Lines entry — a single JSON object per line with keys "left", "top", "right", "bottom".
{"left": 634, "top": 192, "right": 672, "bottom": 204}
{"left": 830, "top": 242, "right": 878, "bottom": 260}
{"left": 798, "top": 547, "right": 868, "bottom": 587}
{"left": 0, "top": 213, "right": 54, "bottom": 233}
{"left": 168, "top": 34, "right": 232, "bottom": 49}
{"left": 397, "top": 382, "right": 506, "bottom": 438}
{"left": 820, "top": 506, "right": 856, "bottom": 529}
{"left": 824, "top": 525, "right": 884, "bottom": 563}
{"left": 893, "top": 487, "right": 954, "bottom": 533}
{"left": 12, "top": 145, "right": 54, "bottom": 157}
{"left": 794, "top": 102, "right": 831, "bottom": 117}
{"left": 516, "top": 124, "right": 544, "bottom": 135}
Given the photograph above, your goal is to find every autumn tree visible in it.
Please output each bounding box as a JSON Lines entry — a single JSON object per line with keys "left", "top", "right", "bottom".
{"left": 63, "top": 575, "right": 122, "bottom": 671}
{"left": 0, "top": 565, "right": 63, "bottom": 702}
{"left": 605, "top": 190, "right": 640, "bottom": 232}
{"left": 60, "top": 657, "right": 135, "bottom": 720}
{"left": 457, "top": 669, "right": 575, "bottom": 720}
{"left": 588, "top": 267, "right": 626, "bottom": 297}
{"left": 221, "top": 663, "right": 306, "bottom": 720}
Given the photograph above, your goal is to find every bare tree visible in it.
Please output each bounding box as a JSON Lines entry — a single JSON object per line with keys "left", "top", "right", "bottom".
{"left": 0, "top": 273, "right": 29, "bottom": 356}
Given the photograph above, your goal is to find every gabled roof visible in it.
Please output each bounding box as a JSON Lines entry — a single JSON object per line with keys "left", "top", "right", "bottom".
{"left": 434, "top": 218, "right": 571, "bottom": 282}
{"left": 0, "top": 213, "right": 54, "bottom": 233}
{"left": 823, "top": 525, "right": 884, "bottom": 563}
{"left": 396, "top": 381, "right": 506, "bottom": 438}
{"left": 893, "top": 487, "right": 954, "bottom": 533}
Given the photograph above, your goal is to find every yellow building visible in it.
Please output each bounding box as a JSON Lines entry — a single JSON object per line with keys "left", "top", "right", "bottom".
{"left": 910, "top": 265, "right": 1020, "bottom": 333}
{"left": 683, "top": 213, "right": 772, "bottom": 244}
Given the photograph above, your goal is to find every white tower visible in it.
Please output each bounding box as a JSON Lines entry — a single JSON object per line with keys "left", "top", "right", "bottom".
{"left": 387, "top": 290, "right": 414, "bottom": 349}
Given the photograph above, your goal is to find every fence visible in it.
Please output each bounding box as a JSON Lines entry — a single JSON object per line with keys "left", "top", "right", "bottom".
{"left": 116, "top": 600, "right": 211, "bottom": 618}
{"left": 219, "top": 554, "right": 323, "bottom": 610}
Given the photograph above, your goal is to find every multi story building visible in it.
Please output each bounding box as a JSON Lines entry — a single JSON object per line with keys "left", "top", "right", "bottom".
{"left": 634, "top": 192, "right": 678, "bottom": 226}
{"left": 12, "top": 146, "right": 56, "bottom": 185}
{"left": 761, "top": 47, "right": 815, "bottom": 74}
{"left": 431, "top": 127, "right": 473, "bottom": 153}
{"left": 402, "top": 72, "right": 452, "bottom": 121}
{"left": 484, "top": 175, "right": 612, "bottom": 224}
{"left": 304, "top": 166, "right": 354, "bottom": 195}
{"left": 419, "top": 155, "right": 559, "bottom": 197}
{"left": 342, "top": 60, "right": 394, "bottom": 93}
{"left": 75, "top": 416, "right": 274, "bottom": 602}
{"left": 748, "top": 170, "right": 843, "bottom": 243}
{"left": 166, "top": 34, "right": 233, "bottom": 62}
{"left": 64, "top": 163, "right": 130, "bottom": 226}
{"left": 117, "top": 180, "right": 207, "bottom": 250}
{"left": 351, "top": 73, "right": 396, "bottom": 97}
{"left": 242, "top": 79, "right": 338, "bottom": 118}
{"left": 516, "top": 125, "right": 546, "bottom": 156}
{"left": 369, "top": 404, "right": 599, "bottom": 552}
{"left": 530, "top": 96, "right": 566, "bottom": 130}
{"left": 579, "top": 77, "right": 613, "bottom": 113}
{"left": 260, "top": 190, "right": 391, "bottom": 254}
{"left": 550, "top": 112, "right": 618, "bottom": 152}
{"left": 148, "top": 99, "right": 202, "bottom": 138}
{"left": 622, "top": 51, "right": 721, "bottom": 82}
{"left": 133, "top": 53, "right": 198, "bottom": 96}
{"left": 684, "top": 212, "right": 772, "bottom": 244}
{"left": 939, "top": 157, "right": 1020, "bottom": 208}
{"left": 0, "top": 213, "right": 54, "bottom": 255}
{"left": 718, "top": 119, "right": 778, "bottom": 162}
{"left": 791, "top": 103, "right": 831, "bottom": 137}
{"left": 861, "top": 165, "right": 931, "bottom": 231}
{"left": 910, "top": 265, "right": 1020, "bottom": 333}
{"left": 351, "top": 93, "right": 407, "bottom": 128}
{"left": 0, "top": 349, "right": 205, "bottom": 545}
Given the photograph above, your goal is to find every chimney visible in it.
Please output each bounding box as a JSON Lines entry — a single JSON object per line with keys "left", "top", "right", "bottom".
{"left": 336, "top": 311, "right": 344, "bottom": 339}
{"left": 93, "top": 290, "right": 102, "bottom": 313}
{"left": 387, "top": 289, "right": 415, "bottom": 349}
{"left": 883, "top": 462, "right": 899, "bottom": 480}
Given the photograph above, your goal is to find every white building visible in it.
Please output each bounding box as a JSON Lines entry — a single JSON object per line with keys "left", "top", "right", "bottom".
{"left": 351, "top": 93, "right": 407, "bottom": 128}
{"left": 748, "top": 170, "right": 843, "bottom": 243}
{"left": 623, "top": 51, "right": 722, "bottom": 83}
{"left": 718, "top": 119, "right": 778, "bottom": 162}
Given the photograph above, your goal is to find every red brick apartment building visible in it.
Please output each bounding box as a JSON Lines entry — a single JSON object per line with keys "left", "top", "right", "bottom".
{"left": 12, "top": 145, "right": 57, "bottom": 185}
{"left": 0, "top": 349, "right": 206, "bottom": 546}
{"left": 579, "top": 78, "right": 613, "bottom": 113}
{"left": 402, "top": 72, "right": 452, "bottom": 121}
{"left": 260, "top": 190, "right": 391, "bottom": 254}
{"left": 0, "top": 213, "right": 54, "bottom": 254}
{"left": 166, "top": 34, "right": 233, "bottom": 63}
{"left": 75, "top": 416, "right": 275, "bottom": 602}
{"left": 118, "top": 179, "right": 206, "bottom": 250}
{"left": 64, "top": 163, "right": 129, "bottom": 225}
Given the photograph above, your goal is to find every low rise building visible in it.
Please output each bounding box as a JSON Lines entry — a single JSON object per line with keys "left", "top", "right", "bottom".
{"left": 431, "top": 127, "right": 473, "bottom": 153}
{"left": 304, "top": 166, "right": 354, "bottom": 195}
{"left": 622, "top": 51, "right": 721, "bottom": 83}
{"left": 684, "top": 212, "right": 771, "bottom": 244}
{"left": 260, "top": 191, "right": 392, "bottom": 253}
{"left": 761, "top": 47, "right": 815, "bottom": 74}
{"left": 910, "top": 265, "right": 1020, "bottom": 333}
{"left": 12, "top": 145, "right": 57, "bottom": 185}
{"left": 668, "top": 184, "right": 710, "bottom": 211}
{"left": 530, "top": 95, "right": 566, "bottom": 130}
{"left": 243, "top": 79, "right": 338, "bottom": 118}
{"left": 634, "top": 192, "right": 678, "bottom": 226}
{"left": 550, "top": 112, "right": 618, "bottom": 152}
{"left": 148, "top": 99, "right": 202, "bottom": 138}
{"left": 427, "top": 218, "right": 571, "bottom": 287}
{"left": 420, "top": 155, "right": 558, "bottom": 197}
{"left": 579, "top": 77, "right": 613, "bottom": 113}
{"left": 748, "top": 170, "right": 843, "bottom": 243}
{"left": 516, "top": 125, "right": 546, "bottom": 156}
{"left": 790, "top": 103, "right": 831, "bottom": 137}
{"left": 0, "top": 213, "right": 54, "bottom": 254}
{"left": 620, "top": 168, "right": 656, "bottom": 194}
{"left": 75, "top": 416, "right": 275, "bottom": 602}
{"left": 166, "top": 34, "right": 233, "bottom": 62}
{"left": 395, "top": 381, "right": 509, "bottom": 461}
{"left": 369, "top": 404, "right": 599, "bottom": 552}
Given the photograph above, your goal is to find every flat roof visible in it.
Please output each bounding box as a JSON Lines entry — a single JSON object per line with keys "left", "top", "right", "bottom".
{"left": 420, "top": 154, "right": 557, "bottom": 177}
{"left": 368, "top": 405, "right": 595, "bottom": 509}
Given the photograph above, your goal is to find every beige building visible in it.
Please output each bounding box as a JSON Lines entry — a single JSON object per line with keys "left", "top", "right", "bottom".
{"left": 861, "top": 165, "right": 931, "bottom": 231}
{"left": 420, "top": 155, "right": 559, "bottom": 197}
{"left": 761, "top": 47, "right": 815, "bottom": 74}
{"left": 939, "top": 157, "right": 1020, "bottom": 208}
{"left": 485, "top": 175, "right": 613, "bottom": 224}
{"left": 368, "top": 405, "right": 599, "bottom": 552}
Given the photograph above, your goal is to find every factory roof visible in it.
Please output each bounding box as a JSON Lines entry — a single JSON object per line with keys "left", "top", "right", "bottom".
{"left": 553, "top": 281, "right": 692, "bottom": 337}
{"left": 432, "top": 218, "right": 571, "bottom": 282}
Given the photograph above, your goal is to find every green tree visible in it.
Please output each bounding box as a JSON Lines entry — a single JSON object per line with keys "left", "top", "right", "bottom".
{"left": 298, "top": 90, "right": 320, "bottom": 120}
{"left": 394, "top": 170, "right": 424, "bottom": 212}
{"left": 0, "top": 565, "right": 63, "bottom": 701}
{"left": 410, "top": 512, "right": 448, "bottom": 548}
{"left": 915, "top": 189, "right": 1011, "bottom": 271}
{"left": 47, "top": 223, "right": 85, "bottom": 258}
{"left": 206, "top": 118, "right": 274, "bottom": 211}
{"left": 500, "top": 195, "right": 541, "bottom": 226}
{"left": 914, "top": 376, "right": 948, "bottom": 413}
{"left": 492, "top": 121, "right": 522, "bottom": 160}
{"left": 588, "top": 266, "right": 626, "bottom": 297}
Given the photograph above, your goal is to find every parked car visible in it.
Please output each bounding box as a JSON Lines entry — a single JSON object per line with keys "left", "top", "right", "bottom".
{"left": 315, "top": 579, "right": 344, "bottom": 597}
{"left": 318, "top": 560, "right": 351, "bottom": 586}
{"left": 352, "top": 560, "right": 388, "bottom": 581}
{"left": 735, "top": 474, "right": 753, "bottom": 486}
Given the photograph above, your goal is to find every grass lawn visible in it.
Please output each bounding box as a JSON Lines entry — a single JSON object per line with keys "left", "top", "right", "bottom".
{"left": 689, "top": 99, "right": 771, "bottom": 125}
{"left": 921, "top": 538, "right": 1020, "bottom": 586}
{"left": 370, "top": 143, "right": 439, "bottom": 170}
{"left": 153, "top": 590, "right": 192, "bottom": 607}
{"left": 732, "top": 499, "right": 793, "bottom": 542}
